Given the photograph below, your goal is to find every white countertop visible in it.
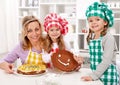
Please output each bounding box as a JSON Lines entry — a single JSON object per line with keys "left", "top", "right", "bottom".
{"left": 0, "top": 68, "right": 103, "bottom": 85}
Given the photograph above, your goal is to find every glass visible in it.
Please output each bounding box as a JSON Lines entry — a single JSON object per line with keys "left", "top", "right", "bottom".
{"left": 35, "top": 73, "right": 62, "bottom": 85}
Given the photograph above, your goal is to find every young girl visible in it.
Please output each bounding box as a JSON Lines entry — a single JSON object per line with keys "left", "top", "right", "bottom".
{"left": 43, "top": 13, "right": 83, "bottom": 69}
{"left": 81, "top": 2, "right": 119, "bottom": 85}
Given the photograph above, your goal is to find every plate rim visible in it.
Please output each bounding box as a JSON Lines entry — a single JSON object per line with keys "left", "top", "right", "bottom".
{"left": 13, "top": 68, "right": 47, "bottom": 77}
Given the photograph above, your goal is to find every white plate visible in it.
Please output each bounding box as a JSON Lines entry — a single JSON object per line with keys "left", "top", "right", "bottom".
{"left": 13, "top": 68, "right": 47, "bottom": 77}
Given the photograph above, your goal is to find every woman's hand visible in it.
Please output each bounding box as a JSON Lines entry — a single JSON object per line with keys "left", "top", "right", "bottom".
{"left": 0, "top": 62, "right": 14, "bottom": 74}
{"left": 81, "top": 76, "right": 93, "bottom": 81}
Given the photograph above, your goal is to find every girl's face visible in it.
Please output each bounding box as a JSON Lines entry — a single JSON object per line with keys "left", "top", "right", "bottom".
{"left": 88, "top": 16, "right": 107, "bottom": 33}
{"left": 26, "top": 21, "right": 41, "bottom": 44}
{"left": 48, "top": 26, "right": 61, "bottom": 42}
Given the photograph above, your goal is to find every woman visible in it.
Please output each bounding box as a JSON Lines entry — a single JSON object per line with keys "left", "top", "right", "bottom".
{"left": 0, "top": 16, "right": 47, "bottom": 73}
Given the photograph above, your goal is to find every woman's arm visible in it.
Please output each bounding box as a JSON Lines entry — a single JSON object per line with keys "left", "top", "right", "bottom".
{"left": 0, "top": 44, "right": 21, "bottom": 64}
{"left": 0, "top": 43, "right": 22, "bottom": 73}
{"left": 0, "top": 61, "right": 14, "bottom": 73}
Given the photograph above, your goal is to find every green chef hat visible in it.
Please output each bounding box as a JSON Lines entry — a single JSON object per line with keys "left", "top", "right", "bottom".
{"left": 86, "top": 2, "right": 114, "bottom": 27}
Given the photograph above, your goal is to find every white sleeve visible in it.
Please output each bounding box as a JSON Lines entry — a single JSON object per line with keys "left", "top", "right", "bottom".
{"left": 42, "top": 53, "right": 52, "bottom": 63}
{"left": 63, "top": 37, "right": 71, "bottom": 51}
{"left": 42, "top": 49, "right": 52, "bottom": 63}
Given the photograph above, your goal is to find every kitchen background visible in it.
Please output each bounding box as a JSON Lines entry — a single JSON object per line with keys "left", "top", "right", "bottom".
{"left": 0, "top": 0, "right": 120, "bottom": 64}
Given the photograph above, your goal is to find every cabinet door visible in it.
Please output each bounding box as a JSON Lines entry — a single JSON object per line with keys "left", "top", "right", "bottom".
{"left": 107, "top": 0, "right": 120, "bottom": 53}
{"left": 77, "top": 19, "right": 88, "bottom": 50}
{"left": 18, "top": 0, "right": 40, "bottom": 33}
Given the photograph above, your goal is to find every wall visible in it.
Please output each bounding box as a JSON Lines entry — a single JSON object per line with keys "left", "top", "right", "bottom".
{"left": 0, "top": 1, "right": 8, "bottom": 54}
{"left": 76, "top": 0, "right": 100, "bottom": 19}
{"left": 5, "top": 0, "right": 19, "bottom": 52}
{"left": 0, "top": 0, "right": 18, "bottom": 54}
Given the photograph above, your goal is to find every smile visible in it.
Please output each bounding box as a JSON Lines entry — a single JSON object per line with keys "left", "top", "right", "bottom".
{"left": 58, "top": 59, "right": 70, "bottom": 66}
{"left": 57, "top": 54, "right": 71, "bottom": 66}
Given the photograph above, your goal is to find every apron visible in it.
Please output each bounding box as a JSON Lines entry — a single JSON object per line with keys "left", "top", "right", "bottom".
{"left": 89, "top": 37, "right": 119, "bottom": 85}
{"left": 47, "top": 43, "right": 59, "bottom": 68}
{"left": 25, "top": 48, "right": 45, "bottom": 65}
{"left": 51, "top": 43, "right": 59, "bottom": 53}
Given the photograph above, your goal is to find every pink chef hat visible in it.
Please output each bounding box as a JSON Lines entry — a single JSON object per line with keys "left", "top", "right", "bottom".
{"left": 44, "top": 13, "right": 68, "bottom": 35}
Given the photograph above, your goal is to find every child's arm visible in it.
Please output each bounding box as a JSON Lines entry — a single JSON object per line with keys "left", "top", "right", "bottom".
{"left": 73, "top": 55, "right": 84, "bottom": 71}
{"left": 74, "top": 55, "right": 84, "bottom": 64}
{"left": 81, "top": 76, "right": 93, "bottom": 81}
{"left": 42, "top": 52, "right": 52, "bottom": 63}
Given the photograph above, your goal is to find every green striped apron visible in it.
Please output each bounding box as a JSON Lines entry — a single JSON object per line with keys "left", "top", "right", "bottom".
{"left": 89, "top": 37, "right": 119, "bottom": 85}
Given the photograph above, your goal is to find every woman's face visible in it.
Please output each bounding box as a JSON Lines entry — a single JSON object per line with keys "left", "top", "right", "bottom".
{"left": 48, "top": 26, "right": 61, "bottom": 42}
{"left": 88, "top": 16, "right": 107, "bottom": 33}
{"left": 26, "top": 21, "right": 41, "bottom": 44}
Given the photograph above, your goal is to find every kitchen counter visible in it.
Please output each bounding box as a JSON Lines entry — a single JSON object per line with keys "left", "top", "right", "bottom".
{"left": 0, "top": 68, "right": 103, "bottom": 85}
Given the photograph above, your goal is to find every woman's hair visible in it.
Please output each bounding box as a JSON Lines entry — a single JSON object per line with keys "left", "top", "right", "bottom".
{"left": 87, "top": 24, "right": 108, "bottom": 44}
{"left": 21, "top": 16, "right": 44, "bottom": 50}
{"left": 43, "top": 34, "right": 65, "bottom": 53}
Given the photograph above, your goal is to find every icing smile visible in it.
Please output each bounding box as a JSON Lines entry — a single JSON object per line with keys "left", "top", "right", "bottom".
{"left": 57, "top": 54, "right": 70, "bottom": 66}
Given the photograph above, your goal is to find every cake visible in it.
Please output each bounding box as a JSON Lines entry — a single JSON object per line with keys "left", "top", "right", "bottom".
{"left": 51, "top": 50, "right": 80, "bottom": 72}
{"left": 17, "top": 64, "right": 46, "bottom": 75}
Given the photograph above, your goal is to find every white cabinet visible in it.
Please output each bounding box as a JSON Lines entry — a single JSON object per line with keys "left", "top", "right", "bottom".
{"left": 18, "top": 0, "right": 40, "bottom": 33}
{"left": 106, "top": 0, "right": 120, "bottom": 54}
{"left": 18, "top": 0, "right": 120, "bottom": 55}
{"left": 76, "top": 0, "right": 100, "bottom": 52}
{"left": 18, "top": 0, "right": 77, "bottom": 51}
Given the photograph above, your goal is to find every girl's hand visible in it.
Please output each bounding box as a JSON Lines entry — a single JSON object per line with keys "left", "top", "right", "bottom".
{"left": 73, "top": 56, "right": 84, "bottom": 64}
{"left": 73, "top": 56, "right": 84, "bottom": 71}
{"left": 81, "top": 76, "right": 93, "bottom": 81}
{"left": 0, "top": 62, "right": 14, "bottom": 74}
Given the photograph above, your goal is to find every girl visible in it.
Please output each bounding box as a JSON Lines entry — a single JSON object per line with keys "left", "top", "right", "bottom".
{"left": 43, "top": 13, "right": 83, "bottom": 69}
{"left": 0, "top": 16, "right": 47, "bottom": 73}
{"left": 81, "top": 2, "right": 119, "bottom": 85}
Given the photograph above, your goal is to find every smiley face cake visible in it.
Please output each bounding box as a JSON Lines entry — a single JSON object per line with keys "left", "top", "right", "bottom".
{"left": 51, "top": 50, "right": 80, "bottom": 72}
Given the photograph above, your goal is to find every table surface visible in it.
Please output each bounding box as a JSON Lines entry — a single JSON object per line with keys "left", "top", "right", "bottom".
{"left": 0, "top": 68, "right": 103, "bottom": 85}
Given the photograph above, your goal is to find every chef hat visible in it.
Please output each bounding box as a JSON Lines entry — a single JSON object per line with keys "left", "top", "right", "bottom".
{"left": 44, "top": 13, "right": 68, "bottom": 35}
{"left": 86, "top": 2, "right": 114, "bottom": 27}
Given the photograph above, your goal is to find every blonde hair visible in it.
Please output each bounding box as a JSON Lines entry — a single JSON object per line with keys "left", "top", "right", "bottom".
{"left": 43, "top": 34, "right": 65, "bottom": 53}
{"left": 21, "top": 16, "right": 44, "bottom": 50}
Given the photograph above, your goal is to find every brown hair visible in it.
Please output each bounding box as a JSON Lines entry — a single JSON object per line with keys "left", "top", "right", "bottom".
{"left": 21, "top": 16, "right": 44, "bottom": 50}
{"left": 87, "top": 25, "right": 108, "bottom": 44}
{"left": 43, "top": 34, "right": 65, "bottom": 53}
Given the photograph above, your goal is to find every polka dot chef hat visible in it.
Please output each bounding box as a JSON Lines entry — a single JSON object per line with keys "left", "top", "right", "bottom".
{"left": 44, "top": 13, "right": 69, "bottom": 35}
